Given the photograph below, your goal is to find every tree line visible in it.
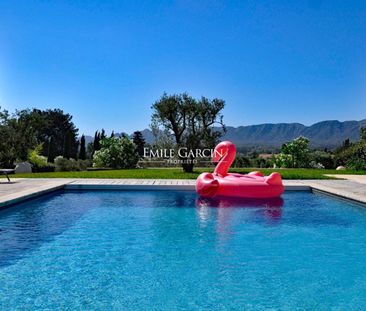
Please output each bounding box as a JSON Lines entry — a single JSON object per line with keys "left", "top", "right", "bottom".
{"left": 0, "top": 93, "right": 226, "bottom": 171}
{"left": 3, "top": 93, "right": 363, "bottom": 172}
{"left": 0, "top": 107, "right": 148, "bottom": 169}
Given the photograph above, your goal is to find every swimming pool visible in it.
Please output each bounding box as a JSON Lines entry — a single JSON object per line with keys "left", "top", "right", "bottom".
{"left": 1, "top": 190, "right": 366, "bottom": 310}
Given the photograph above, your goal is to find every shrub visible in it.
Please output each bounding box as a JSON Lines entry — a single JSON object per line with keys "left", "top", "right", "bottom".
{"left": 273, "top": 137, "right": 310, "bottom": 168}
{"left": 93, "top": 136, "right": 139, "bottom": 169}
{"left": 33, "top": 165, "right": 56, "bottom": 172}
{"left": 309, "top": 161, "right": 325, "bottom": 169}
{"left": 54, "top": 156, "right": 90, "bottom": 171}
{"left": 344, "top": 142, "right": 366, "bottom": 170}
{"left": 28, "top": 144, "right": 48, "bottom": 168}
{"left": 309, "top": 151, "right": 335, "bottom": 169}
{"left": 335, "top": 127, "right": 366, "bottom": 170}
{"left": 253, "top": 157, "right": 272, "bottom": 168}
{"left": 273, "top": 153, "right": 293, "bottom": 168}
{"left": 232, "top": 155, "right": 251, "bottom": 168}
{"left": 55, "top": 156, "right": 72, "bottom": 171}
{"left": 78, "top": 159, "right": 91, "bottom": 171}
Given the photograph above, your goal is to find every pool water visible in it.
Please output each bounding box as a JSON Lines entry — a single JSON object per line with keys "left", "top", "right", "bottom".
{"left": 1, "top": 190, "right": 366, "bottom": 310}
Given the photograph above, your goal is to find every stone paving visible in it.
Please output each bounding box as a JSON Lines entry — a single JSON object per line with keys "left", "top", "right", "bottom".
{"left": 0, "top": 176, "right": 366, "bottom": 208}
{"left": 326, "top": 174, "right": 366, "bottom": 185}
{"left": 0, "top": 178, "right": 69, "bottom": 207}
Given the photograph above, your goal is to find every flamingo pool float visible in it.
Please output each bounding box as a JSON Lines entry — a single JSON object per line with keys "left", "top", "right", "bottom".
{"left": 196, "top": 141, "right": 284, "bottom": 199}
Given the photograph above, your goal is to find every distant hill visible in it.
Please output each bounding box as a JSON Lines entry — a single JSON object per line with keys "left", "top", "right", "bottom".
{"left": 83, "top": 119, "right": 366, "bottom": 151}
{"left": 221, "top": 119, "right": 366, "bottom": 151}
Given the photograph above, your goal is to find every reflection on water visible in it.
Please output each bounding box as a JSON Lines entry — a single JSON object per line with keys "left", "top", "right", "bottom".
{"left": 196, "top": 196, "right": 284, "bottom": 209}
{"left": 195, "top": 196, "right": 284, "bottom": 247}
{"left": 196, "top": 196, "right": 284, "bottom": 222}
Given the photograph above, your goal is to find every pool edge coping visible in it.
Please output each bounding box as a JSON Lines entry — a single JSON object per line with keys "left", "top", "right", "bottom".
{"left": 0, "top": 184, "right": 66, "bottom": 209}
{"left": 2, "top": 180, "right": 366, "bottom": 209}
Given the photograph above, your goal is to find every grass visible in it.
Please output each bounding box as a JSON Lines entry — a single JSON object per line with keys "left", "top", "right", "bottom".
{"left": 4, "top": 167, "right": 366, "bottom": 180}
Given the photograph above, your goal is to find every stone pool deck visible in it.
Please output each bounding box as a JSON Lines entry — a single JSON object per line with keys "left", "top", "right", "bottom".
{"left": 1, "top": 176, "right": 366, "bottom": 208}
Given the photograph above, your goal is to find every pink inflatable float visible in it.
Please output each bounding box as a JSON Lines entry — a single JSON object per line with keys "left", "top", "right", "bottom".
{"left": 196, "top": 141, "right": 284, "bottom": 199}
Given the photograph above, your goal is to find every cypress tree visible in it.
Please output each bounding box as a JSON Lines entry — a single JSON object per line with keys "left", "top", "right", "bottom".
{"left": 72, "top": 139, "right": 79, "bottom": 159}
{"left": 343, "top": 138, "right": 350, "bottom": 148}
{"left": 101, "top": 128, "right": 106, "bottom": 140}
{"left": 133, "top": 131, "right": 146, "bottom": 157}
{"left": 47, "top": 136, "right": 56, "bottom": 162}
{"left": 63, "top": 132, "right": 72, "bottom": 159}
{"left": 79, "top": 135, "right": 86, "bottom": 160}
{"left": 93, "top": 131, "right": 101, "bottom": 152}
{"left": 110, "top": 130, "right": 115, "bottom": 138}
{"left": 361, "top": 127, "right": 366, "bottom": 142}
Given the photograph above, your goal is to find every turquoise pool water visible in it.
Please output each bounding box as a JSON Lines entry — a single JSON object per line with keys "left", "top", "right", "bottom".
{"left": 1, "top": 190, "right": 366, "bottom": 310}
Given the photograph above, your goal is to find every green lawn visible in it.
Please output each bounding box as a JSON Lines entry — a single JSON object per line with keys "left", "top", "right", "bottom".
{"left": 4, "top": 168, "right": 366, "bottom": 180}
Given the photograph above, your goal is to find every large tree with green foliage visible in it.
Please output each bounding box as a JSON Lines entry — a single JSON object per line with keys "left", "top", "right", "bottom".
{"left": 17, "top": 108, "right": 79, "bottom": 158}
{"left": 0, "top": 108, "right": 37, "bottom": 167}
{"left": 273, "top": 136, "right": 310, "bottom": 168}
{"left": 151, "top": 93, "right": 225, "bottom": 172}
{"left": 93, "top": 136, "right": 139, "bottom": 169}
{"left": 0, "top": 107, "right": 79, "bottom": 166}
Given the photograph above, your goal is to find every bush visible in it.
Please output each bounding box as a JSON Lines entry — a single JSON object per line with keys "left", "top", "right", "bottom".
{"left": 93, "top": 136, "right": 139, "bottom": 169}
{"left": 54, "top": 156, "right": 90, "bottom": 171}
{"left": 33, "top": 164, "right": 56, "bottom": 173}
{"left": 309, "top": 151, "right": 335, "bottom": 169}
{"left": 309, "top": 161, "right": 325, "bottom": 169}
{"left": 334, "top": 127, "right": 366, "bottom": 170}
{"left": 335, "top": 140, "right": 366, "bottom": 171}
{"left": 344, "top": 143, "right": 366, "bottom": 170}
{"left": 28, "top": 144, "right": 48, "bottom": 168}
{"left": 273, "top": 153, "right": 293, "bottom": 168}
{"left": 273, "top": 137, "right": 310, "bottom": 168}
{"left": 55, "top": 156, "right": 70, "bottom": 171}
{"left": 253, "top": 157, "right": 272, "bottom": 168}
{"left": 232, "top": 155, "right": 251, "bottom": 168}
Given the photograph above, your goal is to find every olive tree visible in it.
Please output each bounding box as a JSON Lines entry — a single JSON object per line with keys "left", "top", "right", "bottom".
{"left": 151, "top": 93, "right": 225, "bottom": 172}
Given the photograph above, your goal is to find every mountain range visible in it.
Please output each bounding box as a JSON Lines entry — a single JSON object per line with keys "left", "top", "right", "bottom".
{"left": 85, "top": 119, "right": 366, "bottom": 151}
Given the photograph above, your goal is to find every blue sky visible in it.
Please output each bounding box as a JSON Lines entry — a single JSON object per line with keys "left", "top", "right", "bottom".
{"left": 0, "top": 0, "right": 365, "bottom": 135}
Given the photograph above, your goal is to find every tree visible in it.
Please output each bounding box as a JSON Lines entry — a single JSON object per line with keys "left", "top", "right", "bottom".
{"left": 0, "top": 107, "right": 37, "bottom": 167}
{"left": 361, "top": 127, "right": 366, "bottom": 142}
{"left": 93, "top": 136, "right": 139, "bottom": 169}
{"left": 93, "top": 131, "right": 101, "bottom": 153}
{"left": 17, "top": 108, "right": 79, "bottom": 158}
{"left": 273, "top": 136, "right": 310, "bottom": 168}
{"left": 101, "top": 129, "right": 106, "bottom": 140}
{"left": 335, "top": 127, "right": 366, "bottom": 170}
{"left": 343, "top": 138, "right": 350, "bottom": 148}
{"left": 133, "top": 131, "right": 146, "bottom": 157}
{"left": 0, "top": 107, "right": 78, "bottom": 166}
{"left": 63, "top": 131, "right": 73, "bottom": 159}
{"left": 151, "top": 93, "right": 225, "bottom": 172}
{"left": 110, "top": 130, "right": 115, "bottom": 138}
{"left": 86, "top": 143, "right": 94, "bottom": 159}
{"left": 79, "top": 135, "right": 86, "bottom": 160}
{"left": 47, "top": 136, "right": 56, "bottom": 162}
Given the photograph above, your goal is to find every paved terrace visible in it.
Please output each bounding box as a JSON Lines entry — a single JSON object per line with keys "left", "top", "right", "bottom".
{"left": 1, "top": 176, "right": 366, "bottom": 208}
